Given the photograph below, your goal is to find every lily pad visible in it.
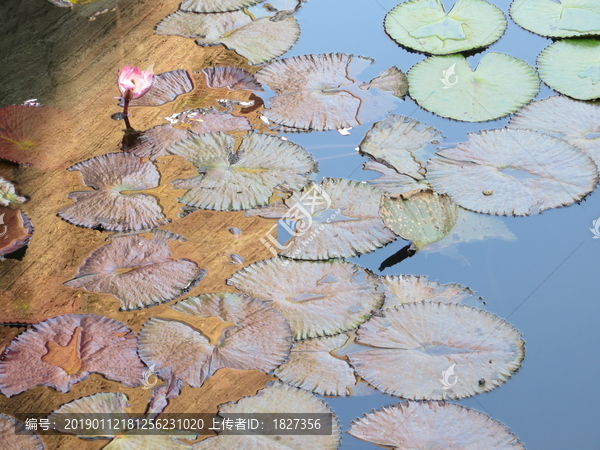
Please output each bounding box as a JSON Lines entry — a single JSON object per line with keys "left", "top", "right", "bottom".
{"left": 203, "top": 66, "right": 264, "bottom": 91}
{"left": 228, "top": 258, "right": 383, "bottom": 339}
{"left": 360, "top": 67, "right": 409, "bottom": 98}
{"left": 537, "top": 39, "right": 600, "bottom": 100}
{"left": 57, "top": 153, "right": 167, "bottom": 232}
{"left": 156, "top": 11, "right": 299, "bottom": 64}
{"left": 347, "top": 302, "right": 525, "bottom": 400}
{"left": 508, "top": 95, "right": 600, "bottom": 168}
{"left": 0, "top": 208, "right": 34, "bottom": 257}
{"left": 362, "top": 160, "right": 429, "bottom": 197}
{"left": 0, "top": 414, "right": 44, "bottom": 450}
{"left": 64, "top": 233, "right": 205, "bottom": 310}
{"left": 249, "top": 178, "right": 396, "bottom": 260}
{"left": 385, "top": 0, "right": 507, "bottom": 55}
{"left": 128, "top": 70, "right": 194, "bottom": 107}
{"left": 275, "top": 334, "right": 357, "bottom": 396}
{"left": 510, "top": 0, "right": 600, "bottom": 38}
{"left": 256, "top": 53, "right": 407, "bottom": 131}
{"left": 0, "top": 314, "right": 145, "bottom": 397}
{"left": 407, "top": 52, "right": 539, "bottom": 121}
{"left": 378, "top": 275, "right": 476, "bottom": 309}
{"left": 137, "top": 293, "right": 291, "bottom": 387}
{"left": 349, "top": 402, "right": 525, "bottom": 449}
{"left": 168, "top": 131, "right": 316, "bottom": 211}
{"left": 193, "top": 382, "right": 341, "bottom": 450}
{"left": 130, "top": 125, "right": 191, "bottom": 160}
{"left": 180, "top": 0, "right": 262, "bottom": 13}
{"left": 425, "top": 129, "right": 599, "bottom": 215}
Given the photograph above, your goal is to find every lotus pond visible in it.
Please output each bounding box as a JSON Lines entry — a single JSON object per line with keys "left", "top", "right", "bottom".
{"left": 0, "top": 0, "right": 599, "bottom": 449}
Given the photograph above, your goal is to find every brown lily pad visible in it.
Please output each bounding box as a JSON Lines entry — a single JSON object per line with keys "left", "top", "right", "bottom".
{"left": 0, "top": 208, "right": 34, "bottom": 257}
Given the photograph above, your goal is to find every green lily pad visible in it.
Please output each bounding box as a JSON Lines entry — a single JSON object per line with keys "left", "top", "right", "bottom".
{"left": 385, "top": 0, "right": 507, "bottom": 55}
{"left": 408, "top": 52, "right": 539, "bottom": 121}
{"left": 510, "top": 0, "right": 600, "bottom": 38}
{"left": 537, "top": 39, "right": 600, "bottom": 100}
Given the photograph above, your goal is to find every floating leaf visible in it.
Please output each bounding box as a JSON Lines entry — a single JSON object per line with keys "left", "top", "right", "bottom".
{"left": 378, "top": 275, "right": 476, "bottom": 309}
{"left": 510, "top": 0, "right": 600, "bottom": 38}
{"left": 183, "top": 110, "right": 252, "bottom": 134}
{"left": 275, "top": 334, "right": 357, "bottom": 396}
{"left": 385, "top": 0, "right": 507, "bottom": 55}
{"left": 0, "top": 414, "right": 44, "bottom": 450}
{"left": 508, "top": 95, "right": 600, "bottom": 168}
{"left": 0, "top": 176, "right": 26, "bottom": 207}
{"left": 130, "top": 125, "right": 191, "bottom": 160}
{"left": 358, "top": 114, "right": 443, "bottom": 180}
{"left": 426, "top": 129, "right": 598, "bottom": 215}
{"left": 380, "top": 191, "right": 459, "bottom": 249}
{"left": 128, "top": 70, "right": 194, "bottom": 107}
{"left": 359, "top": 66, "right": 408, "bottom": 98}
{"left": 407, "top": 53, "right": 539, "bottom": 121}
{"left": 537, "top": 39, "right": 600, "bottom": 100}
{"left": 64, "top": 233, "right": 205, "bottom": 310}
{"left": 58, "top": 153, "right": 167, "bottom": 231}
{"left": 180, "top": 0, "right": 262, "bottom": 13}
{"left": 203, "top": 66, "right": 263, "bottom": 91}
{"left": 228, "top": 258, "right": 383, "bottom": 339}
{"left": 256, "top": 53, "right": 406, "bottom": 131}
{"left": 0, "top": 315, "right": 145, "bottom": 397}
{"left": 138, "top": 293, "right": 291, "bottom": 387}
{"left": 250, "top": 178, "right": 396, "bottom": 260}
{"left": 347, "top": 302, "right": 525, "bottom": 400}
{"left": 156, "top": 11, "right": 300, "bottom": 64}
{"left": 362, "top": 160, "right": 429, "bottom": 197}
{"left": 0, "top": 208, "right": 33, "bottom": 257}
{"left": 193, "top": 383, "right": 341, "bottom": 450}
{"left": 349, "top": 402, "right": 525, "bottom": 449}
{"left": 168, "top": 131, "right": 316, "bottom": 211}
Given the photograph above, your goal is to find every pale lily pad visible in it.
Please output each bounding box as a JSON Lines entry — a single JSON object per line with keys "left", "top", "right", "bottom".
{"left": 510, "top": 0, "right": 600, "bottom": 38}
{"left": 0, "top": 315, "right": 145, "bottom": 397}
{"left": 128, "top": 70, "right": 194, "bottom": 107}
{"left": 537, "top": 39, "right": 600, "bottom": 100}
{"left": 180, "top": 0, "right": 262, "bottom": 12}
{"left": 0, "top": 176, "right": 26, "bottom": 207}
{"left": 0, "top": 414, "right": 44, "bottom": 450}
{"left": 408, "top": 52, "right": 539, "bottom": 121}
{"left": 130, "top": 125, "right": 191, "bottom": 160}
{"left": 249, "top": 178, "right": 396, "bottom": 260}
{"left": 228, "top": 258, "right": 383, "bottom": 339}
{"left": 385, "top": 0, "right": 507, "bottom": 55}
{"left": 138, "top": 293, "right": 291, "bottom": 387}
{"left": 347, "top": 302, "right": 525, "bottom": 400}
{"left": 183, "top": 110, "right": 252, "bottom": 134}
{"left": 349, "top": 402, "right": 525, "bottom": 449}
{"left": 168, "top": 131, "right": 316, "bottom": 211}
{"left": 275, "top": 334, "right": 357, "bottom": 396}
{"left": 193, "top": 383, "right": 341, "bottom": 450}
{"left": 378, "top": 275, "right": 476, "bottom": 309}
{"left": 57, "top": 153, "right": 167, "bottom": 231}
{"left": 256, "top": 53, "right": 407, "bottom": 131}
{"left": 156, "top": 11, "right": 299, "bottom": 64}
{"left": 426, "top": 129, "right": 599, "bottom": 215}
{"left": 508, "top": 95, "right": 600, "bottom": 168}
{"left": 64, "top": 233, "right": 205, "bottom": 310}
{"left": 203, "top": 66, "right": 263, "bottom": 91}
{"left": 380, "top": 190, "right": 459, "bottom": 249}
{"left": 362, "top": 160, "right": 430, "bottom": 197}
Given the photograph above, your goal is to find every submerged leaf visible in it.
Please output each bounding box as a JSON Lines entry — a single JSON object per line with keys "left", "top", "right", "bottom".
{"left": 408, "top": 53, "right": 539, "bottom": 121}
{"left": 128, "top": 70, "right": 194, "bottom": 107}
{"left": 0, "top": 208, "right": 34, "bottom": 257}
{"left": 426, "top": 129, "right": 598, "bottom": 215}
{"left": 349, "top": 402, "right": 525, "bottom": 449}
{"left": 228, "top": 258, "right": 383, "bottom": 339}
{"left": 275, "top": 334, "right": 357, "bottom": 396}
{"left": 58, "top": 153, "right": 167, "bottom": 231}
{"left": 0, "top": 315, "right": 145, "bottom": 397}
{"left": 508, "top": 95, "right": 600, "bottom": 168}
{"left": 0, "top": 414, "right": 44, "bottom": 450}
{"left": 180, "top": 0, "right": 262, "bottom": 13}
{"left": 138, "top": 293, "right": 291, "bottom": 387}
{"left": 193, "top": 383, "right": 341, "bottom": 450}
{"left": 130, "top": 125, "right": 191, "bottom": 160}
{"left": 537, "top": 39, "right": 600, "bottom": 101}
{"left": 168, "top": 131, "right": 316, "bottom": 211}
{"left": 347, "top": 302, "right": 524, "bottom": 400}
{"left": 203, "top": 66, "right": 264, "bottom": 91}
{"left": 64, "top": 233, "right": 205, "bottom": 310}
{"left": 362, "top": 160, "right": 429, "bottom": 197}
{"left": 360, "top": 67, "right": 408, "bottom": 99}
{"left": 510, "top": 0, "right": 600, "bottom": 38}
{"left": 385, "top": 0, "right": 507, "bottom": 55}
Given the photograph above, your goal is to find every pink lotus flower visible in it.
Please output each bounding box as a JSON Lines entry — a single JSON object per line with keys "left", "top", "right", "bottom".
{"left": 117, "top": 65, "right": 154, "bottom": 100}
